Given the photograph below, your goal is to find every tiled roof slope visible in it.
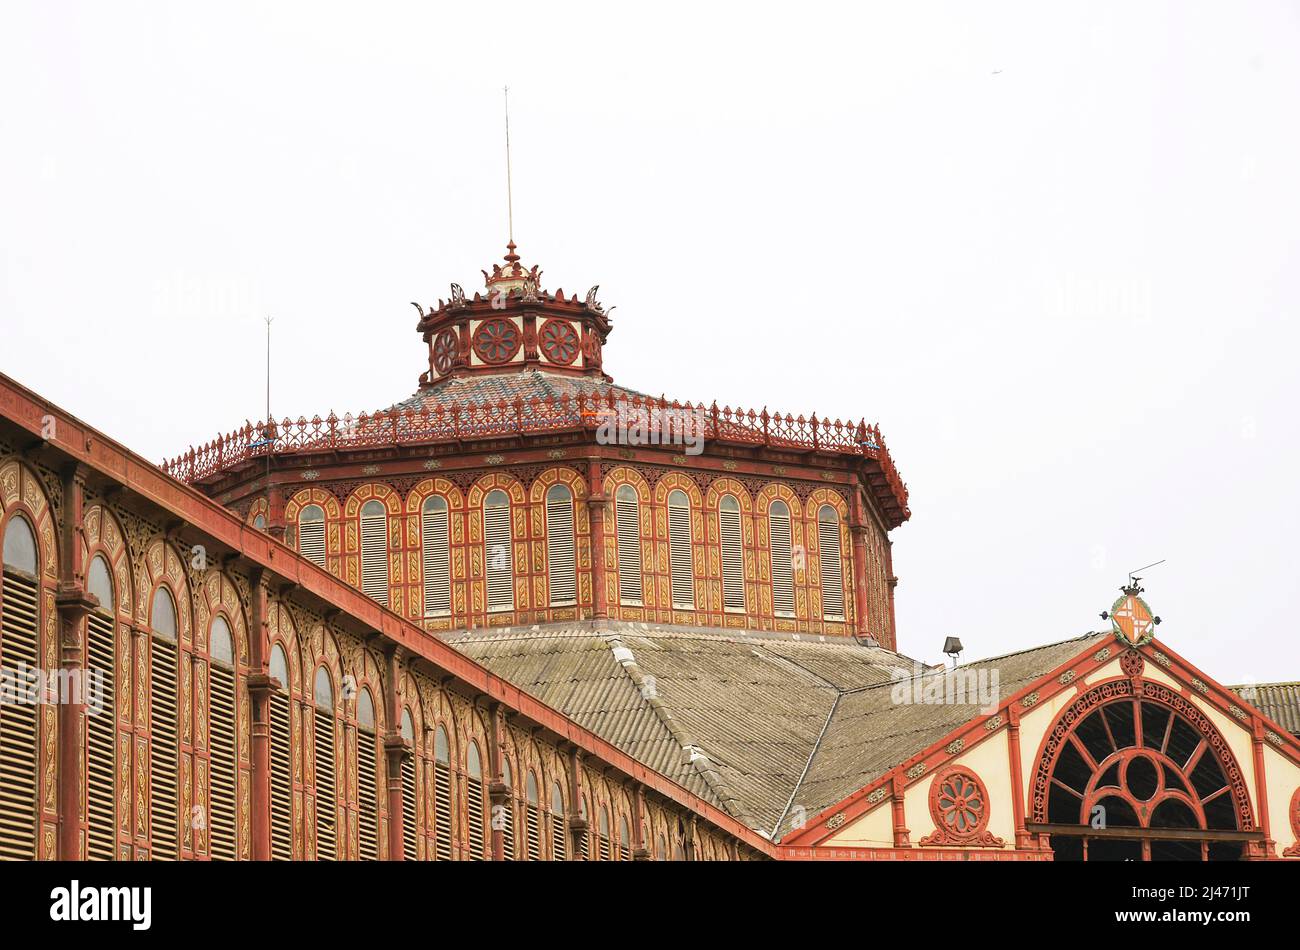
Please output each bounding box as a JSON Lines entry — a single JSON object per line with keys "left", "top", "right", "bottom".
{"left": 1229, "top": 681, "right": 1300, "bottom": 736}
{"left": 446, "top": 621, "right": 1107, "bottom": 841}
{"left": 393, "top": 369, "right": 649, "bottom": 414}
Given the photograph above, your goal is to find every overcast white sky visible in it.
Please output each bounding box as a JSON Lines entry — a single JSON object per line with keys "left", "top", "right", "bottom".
{"left": 2, "top": 2, "right": 1297, "bottom": 679}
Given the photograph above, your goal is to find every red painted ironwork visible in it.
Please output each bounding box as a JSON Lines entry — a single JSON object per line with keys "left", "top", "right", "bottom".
{"left": 160, "top": 391, "right": 909, "bottom": 514}
{"left": 918, "top": 765, "right": 1005, "bottom": 848}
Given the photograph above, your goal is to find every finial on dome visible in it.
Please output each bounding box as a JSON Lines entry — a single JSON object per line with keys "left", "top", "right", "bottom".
{"left": 504, "top": 240, "right": 520, "bottom": 264}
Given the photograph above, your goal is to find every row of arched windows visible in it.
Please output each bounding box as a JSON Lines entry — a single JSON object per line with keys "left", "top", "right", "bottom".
{"left": 1, "top": 476, "right": 739, "bottom": 861}
{"left": 295, "top": 484, "right": 849, "bottom": 623}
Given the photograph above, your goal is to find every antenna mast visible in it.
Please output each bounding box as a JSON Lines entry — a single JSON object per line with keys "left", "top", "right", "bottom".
{"left": 504, "top": 85, "right": 514, "bottom": 244}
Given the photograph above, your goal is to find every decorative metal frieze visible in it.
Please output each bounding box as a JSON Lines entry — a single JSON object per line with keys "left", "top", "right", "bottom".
{"left": 302, "top": 470, "right": 320, "bottom": 480}
{"left": 1092, "top": 647, "right": 1111, "bottom": 663}
{"left": 422, "top": 459, "right": 442, "bottom": 470}
{"left": 945, "top": 739, "right": 964, "bottom": 755}
{"left": 484, "top": 454, "right": 504, "bottom": 465}
{"left": 361, "top": 465, "right": 381, "bottom": 476}
{"left": 1059, "top": 670, "right": 1077, "bottom": 685}
{"left": 906, "top": 762, "right": 927, "bottom": 780}
{"left": 866, "top": 788, "right": 888, "bottom": 805}
{"left": 1021, "top": 692, "right": 1040, "bottom": 708}
{"left": 1192, "top": 678, "right": 1210, "bottom": 694}
{"left": 1119, "top": 650, "right": 1144, "bottom": 678}
{"left": 1152, "top": 650, "right": 1171, "bottom": 667}
{"left": 1267, "top": 731, "right": 1283, "bottom": 747}
{"left": 547, "top": 449, "right": 567, "bottom": 460}
{"left": 985, "top": 715, "right": 1003, "bottom": 731}
{"left": 825, "top": 813, "right": 846, "bottom": 830}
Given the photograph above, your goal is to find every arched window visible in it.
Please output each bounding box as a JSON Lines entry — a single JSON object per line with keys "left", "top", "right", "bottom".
{"left": 268, "top": 642, "right": 292, "bottom": 861}
{"left": 667, "top": 489, "right": 695, "bottom": 608}
{"left": 421, "top": 496, "right": 451, "bottom": 616}
{"left": 432, "top": 725, "right": 452, "bottom": 860}
{"left": 615, "top": 485, "right": 643, "bottom": 604}
{"left": 598, "top": 805, "right": 612, "bottom": 860}
{"left": 85, "top": 554, "right": 116, "bottom": 861}
{"left": 466, "top": 741, "right": 486, "bottom": 860}
{"left": 500, "top": 756, "right": 515, "bottom": 861}
{"left": 550, "top": 782, "right": 567, "bottom": 861}
{"left": 1042, "top": 691, "right": 1250, "bottom": 861}
{"left": 483, "top": 490, "right": 514, "bottom": 612}
{"left": 356, "top": 687, "right": 379, "bottom": 861}
{"left": 525, "top": 771, "right": 541, "bottom": 861}
{"left": 545, "top": 484, "right": 576, "bottom": 606}
{"left": 817, "top": 505, "right": 845, "bottom": 621}
{"left": 768, "top": 500, "right": 795, "bottom": 617}
{"left": 618, "top": 815, "right": 632, "bottom": 861}
{"left": 149, "top": 585, "right": 180, "bottom": 860}
{"left": 658, "top": 833, "right": 667, "bottom": 861}
{"left": 359, "top": 500, "right": 389, "bottom": 606}
{"left": 298, "top": 504, "right": 326, "bottom": 568}
{"left": 719, "top": 494, "right": 745, "bottom": 612}
{"left": 313, "top": 667, "right": 337, "bottom": 860}
{"left": 0, "top": 515, "right": 39, "bottom": 859}
{"left": 399, "top": 710, "right": 417, "bottom": 861}
{"left": 209, "top": 616, "right": 237, "bottom": 861}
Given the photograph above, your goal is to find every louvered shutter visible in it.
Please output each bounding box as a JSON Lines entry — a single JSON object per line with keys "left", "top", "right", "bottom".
{"left": 85, "top": 611, "right": 116, "bottom": 860}
{"left": 0, "top": 570, "right": 39, "bottom": 859}
{"left": 769, "top": 503, "right": 795, "bottom": 616}
{"left": 818, "top": 508, "right": 845, "bottom": 620}
{"left": 599, "top": 832, "right": 611, "bottom": 861}
{"left": 209, "top": 657, "right": 237, "bottom": 860}
{"left": 615, "top": 488, "right": 643, "bottom": 603}
{"left": 401, "top": 755, "right": 417, "bottom": 860}
{"left": 501, "top": 798, "right": 515, "bottom": 861}
{"left": 526, "top": 803, "right": 541, "bottom": 860}
{"left": 357, "top": 728, "right": 379, "bottom": 860}
{"left": 467, "top": 777, "right": 485, "bottom": 859}
{"left": 314, "top": 708, "right": 336, "bottom": 860}
{"left": 668, "top": 492, "right": 694, "bottom": 608}
{"left": 545, "top": 488, "right": 576, "bottom": 605}
{"left": 550, "top": 805, "right": 566, "bottom": 861}
{"left": 269, "top": 690, "right": 293, "bottom": 861}
{"left": 433, "top": 760, "right": 452, "bottom": 860}
{"left": 484, "top": 495, "right": 514, "bottom": 611}
{"left": 359, "top": 504, "right": 389, "bottom": 606}
{"left": 421, "top": 501, "right": 451, "bottom": 615}
{"left": 719, "top": 499, "right": 745, "bottom": 611}
{"left": 298, "top": 511, "right": 326, "bottom": 569}
{"left": 149, "top": 636, "right": 179, "bottom": 860}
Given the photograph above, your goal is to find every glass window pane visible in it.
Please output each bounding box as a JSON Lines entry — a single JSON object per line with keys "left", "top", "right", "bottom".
{"left": 210, "top": 616, "right": 233, "bottom": 664}
{"left": 88, "top": 555, "right": 114, "bottom": 613}
{"left": 151, "top": 587, "right": 177, "bottom": 639}
{"left": 269, "top": 643, "right": 289, "bottom": 687}
{"left": 2, "top": 515, "right": 38, "bottom": 574}
{"left": 357, "top": 688, "right": 375, "bottom": 729}
{"left": 314, "top": 667, "right": 333, "bottom": 709}
{"left": 435, "top": 726, "right": 450, "bottom": 763}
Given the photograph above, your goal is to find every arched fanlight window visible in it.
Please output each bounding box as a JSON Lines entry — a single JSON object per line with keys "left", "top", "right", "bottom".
{"left": 2, "top": 514, "right": 37, "bottom": 574}
{"left": 768, "top": 499, "right": 795, "bottom": 617}
{"left": 209, "top": 616, "right": 237, "bottom": 861}
{"left": 550, "top": 782, "right": 567, "bottom": 861}
{"left": 421, "top": 495, "right": 451, "bottom": 615}
{"left": 149, "top": 585, "right": 180, "bottom": 860}
{"left": 817, "top": 505, "right": 845, "bottom": 621}
{"left": 615, "top": 485, "right": 643, "bottom": 604}
{"left": 268, "top": 642, "right": 292, "bottom": 860}
{"left": 312, "top": 667, "right": 338, "bottom": 860}
{"left": 545, "top": 484, "right": 576, "bottom": 606}
{"left": 466, "top": 741, "right": 486, "bottom": 860}
{"left": 0, "top": 515, "right": 40, "bottom": 860}
{"left": 618, "top": 815, "right": 631, "bottom": 861}
{"left": 85, "top": 554, "right": 116, "bottom": 860}
{"left": 525, "top": 772, "right": 541, "bottom": 861}
{"left": 87, "top": 555, "right": 114, "bottom": 613}
{"left": 356, "top": 687, "right": 380, "bottom": 861}
{"left": 359, "top": 500, "right": 389, "bottom": 606}
{"left": 399, "top": 709, "right": 417, "bottom": 860}
{"left": 500, "top": 755, "right": 515, "bottom": 861}
{"left": 667, "top": 489, "right": 695, "bottom": 608}
{"left": 298, "top": 504, "right": 326, "bottom": 568}
{"left": 719, "top": 494, "right": 745, "bottom": 612}
{"left": 432, "top": 725, "right": 452, "bottom": 860}
{"left": 483, "top": 490, "right": 514, "bottom": 611}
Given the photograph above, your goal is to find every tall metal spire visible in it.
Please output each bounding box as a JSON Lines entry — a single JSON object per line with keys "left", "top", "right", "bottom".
{"left": 504, "top": 85, "right": 514, "bottom": 247}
